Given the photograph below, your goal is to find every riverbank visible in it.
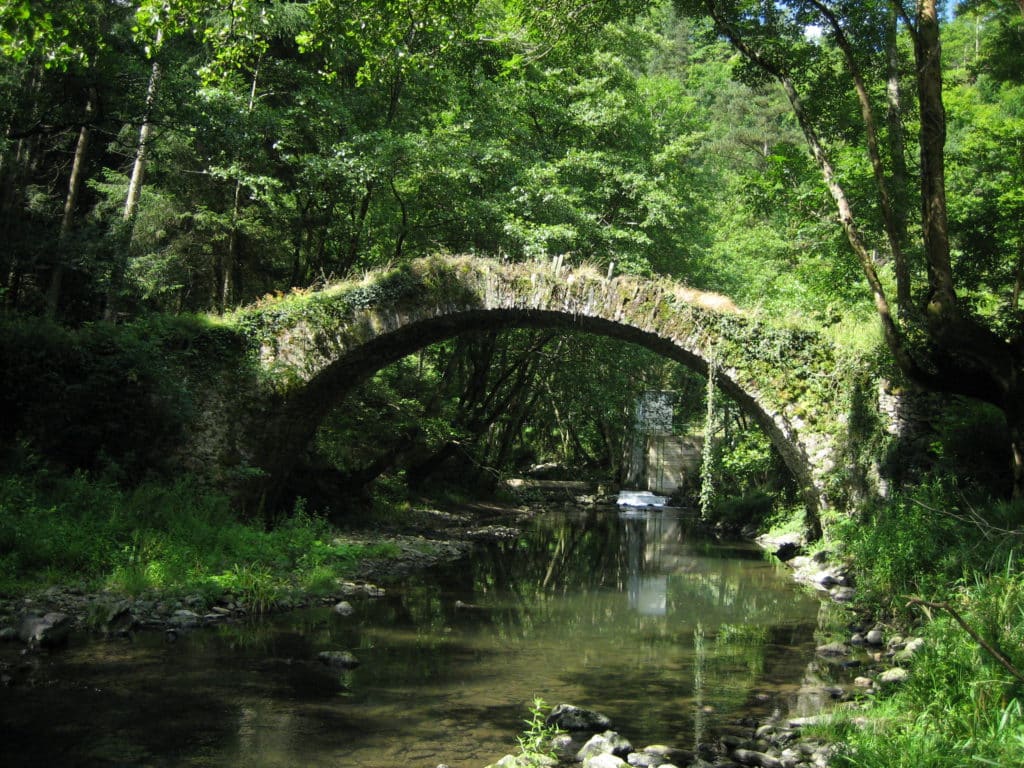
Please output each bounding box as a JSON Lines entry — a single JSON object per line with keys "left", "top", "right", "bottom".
{"left": 0, "top": 495, "right": 536, "bottom": 649}
{"left": 6, "top": 480, "right": 1018, "bottom": 768}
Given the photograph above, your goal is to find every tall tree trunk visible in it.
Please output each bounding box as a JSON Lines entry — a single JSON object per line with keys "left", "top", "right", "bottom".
{"left": 221, "top": 64, "right": 259, "bottom": 310}
{"left": 106, "top": 36, "right": 165, "bottom": 320}
{"left": 809, "top": 0, "right": 911, "bottom": 318}
{"left": 915, "top": 0, "right": 958, "bottom": 325}
{"left": 124, "top": 31, "right": 163, "bottom": 221}
{"left": 46, "top": 87, "right": 96, "bottom": 318}
{"left": 886, "top": 2, "right": 912, "bottom": 315}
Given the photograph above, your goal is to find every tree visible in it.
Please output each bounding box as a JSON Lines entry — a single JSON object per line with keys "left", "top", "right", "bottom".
{"left": 678, "top": 0, "right": 1024, "bottom": 496}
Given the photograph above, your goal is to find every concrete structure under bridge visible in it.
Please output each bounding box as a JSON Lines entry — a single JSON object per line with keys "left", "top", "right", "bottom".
{"left": 625, "top": 391, "right": 703, "bottom": 497}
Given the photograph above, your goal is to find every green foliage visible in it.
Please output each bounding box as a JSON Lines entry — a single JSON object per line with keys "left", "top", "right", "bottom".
{"left": 515, "top": 698, "right": 563, "bottom": 767}
{"left": 0, "top": 470, "right": 398, "bottom": 603}
{"left": 930, "top": 399, "right": 1012, "bottom": 497}
{"left": 0, "top": 315, "right": 243, "bottom": 480}
{"left": 710, "top": 492, "right": 776, "bottom": 531}
{"left": 211, "top": 563, "right": 284, "bottom": 615}
{"left": 835, "top": 481, "right": 969, "bottom": 613}
{"left": 824, "top": 561, "right": 1024, "bottom": 768}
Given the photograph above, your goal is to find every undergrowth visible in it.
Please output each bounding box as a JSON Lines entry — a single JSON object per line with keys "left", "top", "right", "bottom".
{"left": 819, "top": 482, "right": 1024, "bottom": 767}
{"left": 0, "top": 470, "right": 397, "bottom": 608}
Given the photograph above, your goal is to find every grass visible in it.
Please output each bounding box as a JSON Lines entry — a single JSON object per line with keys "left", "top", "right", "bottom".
{"left": 0, "top": 470, "right": 401, "bottom": 610}
{"left": 812, "top": 483, "right": 1024, "bottom": 768}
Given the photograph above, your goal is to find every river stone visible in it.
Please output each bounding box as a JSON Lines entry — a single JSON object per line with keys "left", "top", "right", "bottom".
{"left": 830, "top": 586, "right": 856, "bottom": 602}
{"left": 815, "top": 642, "right": 851, "bottom": 657}
{"left": 93, "top": 600, "right": 134, "bottom": 635}
{"left": 583, "top": 755, "right": 628, "bottom": 768}
{"left": 894, "top": 637, "right": 926, "bottom": 662}
{"left": 626, "top": 745, "right": 692, "bottom": 768}
{"left": 774, "top": 540, "right": 803, "bottom": 562}
{"left": 168, "top": 609, "right": 202, "bottom": 629}
{"left": 318, "top": 650, "right": 360, "bottom": 669}
{"left": 627, "top": 746, "right": 692, "bottom": 767}
{"left": 486, "top": 755, "right": 555, "bottom": 768}
{"left": 18, "top": 612, "right": 72, "bottom": 647}
{"left": 865, "top": 629, "right": 884, "bottom": 645}
{"left": 879, "top": 666, "right": 909, "bottom": 684}
{"left": 546, "top": 704, "right": 613, "bottom": 733}
{"left": 552, "top": 733, "right": 586, "bottom": 760}
{"left": 333, "top": 601, "right": 355, "bottom": 617}
{"left": 731, "top": 747, "right": 784, "bottom": 768}
{"left": 577, "top": 730, "right": 633, "bottom": 761}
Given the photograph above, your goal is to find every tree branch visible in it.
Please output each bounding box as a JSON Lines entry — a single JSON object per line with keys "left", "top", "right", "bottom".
{"left": 906, "top": 597, "right": 1024, "bottom": 684}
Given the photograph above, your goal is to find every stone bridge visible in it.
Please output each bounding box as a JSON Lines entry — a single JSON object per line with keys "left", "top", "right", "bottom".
{"left": 210, "top": 255, "right": 849, "bottom": 528}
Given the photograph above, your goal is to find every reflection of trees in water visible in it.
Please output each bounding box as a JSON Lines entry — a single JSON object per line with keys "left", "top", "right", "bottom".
{"left": 454, "top": 509, "right": 817, "bottom": 636}
{"left": 421, "top": 509, "right": 824, "bottom": 735}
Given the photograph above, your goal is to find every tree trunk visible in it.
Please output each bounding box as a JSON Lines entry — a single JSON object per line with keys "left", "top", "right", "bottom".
{"left": 46, "top": 88, "right": 96, "bottom": 318}
{"left": 915, "top": 0, "right": 958, "bottom": 325}
{"left": 220, "top": 64, "right": 259, "bottom": 310}
{"left": 886, "top": 2, "right": 912, "bottom": 315}
{"left": 123, "top": 31, "right": 163, "bottom": 221}
{"left": 808, "top": 0, "right": 909, "bottom": 305}
{"left": 106, "top": 36, "right": 164, "bottom": 320}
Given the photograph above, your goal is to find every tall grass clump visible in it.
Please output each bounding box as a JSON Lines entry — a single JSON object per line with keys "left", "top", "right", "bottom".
{"left": 828, "top": 561, "right": 1024, "bottom": 768}
{"left": 822, "top": 477, "right": 1024, "bottom": 768}
{"left": 835, "top": 480, "right": 990, "bottom": 614}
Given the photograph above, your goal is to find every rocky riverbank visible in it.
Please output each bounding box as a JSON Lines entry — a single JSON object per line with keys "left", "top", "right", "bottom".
{"left": 475, "top": 703, "right": 839, "bottom": 768}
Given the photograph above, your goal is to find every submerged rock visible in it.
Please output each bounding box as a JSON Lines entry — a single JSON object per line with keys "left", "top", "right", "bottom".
{"left": 318, "top": 650, "right": 360, "bottom": 669}
{"left": 814, "top": 642, "right": 851, "bottom": 657}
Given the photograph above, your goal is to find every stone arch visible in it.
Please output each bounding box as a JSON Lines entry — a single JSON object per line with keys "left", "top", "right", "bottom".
{"left": 230, "top": 256, "right": 840, "bottom": 524}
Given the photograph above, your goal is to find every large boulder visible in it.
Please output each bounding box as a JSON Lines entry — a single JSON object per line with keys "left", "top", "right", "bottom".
{"left": 318, "top": 650, "right": 360, "bottom": 669}
{"left": 577, "top": 731, "right": 633, "bottom": 761}
{"left": 18, "top": 612, "right": 72, "bottom": 648}
{"left": 546, "top": 704, "right": 613, "bottom": 733}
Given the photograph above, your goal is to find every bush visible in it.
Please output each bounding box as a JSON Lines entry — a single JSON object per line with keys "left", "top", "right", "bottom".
{"left": 710, "top": 491, "right": 775, "bottom": 532}
{"left": 835, "top": 480, "right": 971, "bottom": 613}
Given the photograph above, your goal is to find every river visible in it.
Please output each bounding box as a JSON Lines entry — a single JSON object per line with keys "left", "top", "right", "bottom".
{"left": 1, "top": 502, "right": 833, "bottom": 767}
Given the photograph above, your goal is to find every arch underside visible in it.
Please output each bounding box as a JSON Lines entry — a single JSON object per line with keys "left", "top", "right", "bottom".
{"left": 257, "top": 307, "right": 823, "bottom": 522}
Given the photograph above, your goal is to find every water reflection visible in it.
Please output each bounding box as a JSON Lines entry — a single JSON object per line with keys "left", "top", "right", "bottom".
{"left": 0, "top": 507, "right": 828, "bottom": 768}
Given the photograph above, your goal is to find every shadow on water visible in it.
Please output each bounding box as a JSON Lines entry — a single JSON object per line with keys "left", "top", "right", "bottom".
{"left": 0, "top": 506, "right": 834, "bottom": 768}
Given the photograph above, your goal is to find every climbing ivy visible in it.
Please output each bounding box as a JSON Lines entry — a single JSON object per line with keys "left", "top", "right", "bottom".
{"left": 700, "top": 352, "right": 720, "bottom": 519}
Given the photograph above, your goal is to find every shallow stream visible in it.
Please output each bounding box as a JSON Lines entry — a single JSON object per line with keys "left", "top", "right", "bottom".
{"left": 1, "top": 505, "right": 832, "bottom": 767}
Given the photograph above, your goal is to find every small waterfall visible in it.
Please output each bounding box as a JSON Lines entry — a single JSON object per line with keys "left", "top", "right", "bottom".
{"left": 616, "top": 489, "right": 669, "bottom": 508}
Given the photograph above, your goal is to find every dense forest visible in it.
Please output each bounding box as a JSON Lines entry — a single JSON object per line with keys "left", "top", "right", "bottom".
{"left": 2, "top": 0, "right": 1024, "bottom": 765}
